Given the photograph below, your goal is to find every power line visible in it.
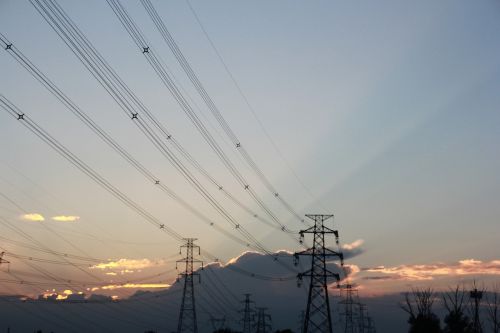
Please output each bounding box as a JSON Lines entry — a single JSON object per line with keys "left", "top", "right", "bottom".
{"left": 142, "top": 0, "right": 313, "bottom": 221}
{"left": 5, "top": 0, "right": 306, "bottom": 285}
{"left": 0, "top": 92, "right": 301, "bottom": 285}
{"left": 0, "top": 94, "right": 183, "bottom": 241}
{"left": 184, "top": 0, "right": 329, "bottom": 213}
{"left": 108, "top": 0, "right": 307, "bottom": 233}
{"left": 27, "top": 0, "right": 283, "bottom": 254}
{"left": 0, "top": 32, "right": 262, "bottom": 252}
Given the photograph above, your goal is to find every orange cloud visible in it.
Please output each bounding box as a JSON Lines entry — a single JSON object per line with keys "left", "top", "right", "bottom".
{"left": 51, "top": 215, "right": 80, "bottom": 222}
{"left": 364, "top": 259, "right": 500, "bottom": 281}
{"left": 21, "top": 213, "right": 45, "bottom": 222}
{"left": 91, "top": 258, "right": 165, "bottom": 271}
{"left": 98, "top": 283, "right": 170, "bottom": 290}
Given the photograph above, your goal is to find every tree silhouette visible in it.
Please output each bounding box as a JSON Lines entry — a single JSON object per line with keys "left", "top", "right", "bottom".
{"left": 442, "top": 285, "right": 473, "bottom": 333}
{"left": 487, "top": 284, "right": 500, "bottom": 333}
{"left": 401, "top": 287, "right": 441, "bottom": 333}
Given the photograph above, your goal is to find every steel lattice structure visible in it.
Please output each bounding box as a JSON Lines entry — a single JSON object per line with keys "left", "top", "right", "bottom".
{"left": 177, "top": 238, "right": 203, "bottom": 333}
{"left": 340, "top": 284, "right": 358, "bottom": 333}
{"left": 294, "top": 214, "right": 344, "bottom": 333}
{"left": 240, "top": 293, "right": 255, "bottom": 333}
{"left": 254, "top": 307, "right": 272, "bottom": 333}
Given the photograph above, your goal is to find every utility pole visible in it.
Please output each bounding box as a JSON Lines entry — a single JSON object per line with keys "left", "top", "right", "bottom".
{"left": 177, "top": 238, "right": 203, "bottom": 333}
{"left": 240, "top": 293, "right": 255, "bottom": 333}
{"left": 470, "top": 285, "right": 484, "bottom": 333}
{"left": 294, "top": 214, "right": 344, "bottom": 333}
{"left": 254, "top": 307, "right": 272, "bottom": 333}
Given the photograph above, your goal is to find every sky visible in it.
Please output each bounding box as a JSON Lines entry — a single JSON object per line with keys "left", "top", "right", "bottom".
{"left": 0, "top": 0, "right": 500, "bottom": 330}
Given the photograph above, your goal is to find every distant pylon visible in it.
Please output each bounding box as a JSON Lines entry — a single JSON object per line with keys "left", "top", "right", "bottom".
{"left": 240, "top": 293, "right": 255, "bottom": 333}
{"left": 0, "top": 252, "right": 10, "bottom": 272}
{"left": 177, "top": 238, "right": 203, "bottom": 333}
{"left": 254, "top": 307, "right": 272, "bottom": 333}
{"left": 298, "top": 310, "right": 305, "bottom": 333}
{"left": 340, "top": 283, "right": 358, "bottom": 333}
{"left": 209, "top": 315, "right": 226, "bottom": 331}
{"left": 294, "top": 214, "right": 344, "bottom": 333}
{"left": 358, "top": 303, "right": 366, "bottom": 333}
{"left": 470, "top": 283, "right": 484, "bottom": 333}
{"left": 366, "top": 316, "right": 376, "bottom": 333}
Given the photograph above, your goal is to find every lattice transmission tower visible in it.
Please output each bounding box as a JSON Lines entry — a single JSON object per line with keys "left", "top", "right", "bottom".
{"left": 294, "top": 214, "right": 344, "bottom": 333}
{"left": 366, "top": 316, "right": 377, "bottom": 333}
{"left": 254, "top": 307, "right": 272, "bottom": 333}
{"left": 209, "top": 315, "right": 226, "bottom": 331}
{"left": 339, "top": 283, "right": 376, "bottom": 333}
{"left": 358, "top": 303, "right": 366, "bottom": 333}
{"left": 0, "top": 252, "right": 9, "bottom": 271}
{"left": 176, "top": 238, "right": 203, "bottom": 333}
{"left": 298, "top": 310, "right": 305, "bottom": 333}
{"left": 470, "top": 285, "right": 484, "bottom": 333}
{"left": 240, "top": 293, "right": 255, "bottom": 333}
{"left": 339, "top": 283, "right": 358, "bottom": 333}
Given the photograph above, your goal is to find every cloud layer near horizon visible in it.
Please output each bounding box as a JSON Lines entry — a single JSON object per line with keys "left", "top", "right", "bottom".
{"left": 363, "top": 259, "right": 500, "bottom": 281}
{"left": 91, "top": 258, "right": 166, "bottom": 272}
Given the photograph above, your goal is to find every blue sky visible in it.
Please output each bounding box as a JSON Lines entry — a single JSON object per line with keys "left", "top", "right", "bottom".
{"left": 0, "top": 0, "right": 499, "bottom": 300}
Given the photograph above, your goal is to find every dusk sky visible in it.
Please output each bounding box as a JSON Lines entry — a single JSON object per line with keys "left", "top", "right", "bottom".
{"left": 0, "top": 0, "right": 500, "bottom": 331}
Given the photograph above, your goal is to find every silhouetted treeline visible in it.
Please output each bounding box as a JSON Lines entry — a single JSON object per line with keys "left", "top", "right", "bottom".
{"left": 401, "top": 284, "right": 500, "bottom": 333}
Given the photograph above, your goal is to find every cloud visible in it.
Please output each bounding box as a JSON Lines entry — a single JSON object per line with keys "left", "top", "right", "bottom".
{"left": 342, "top": 239, "right": 364, "bottom": 251}
{"left": 20, "top": 213, "right": 45, "bottom": 222}
{"left": 363, "top": 259, "right": 500, "bottom": 281}
{"left": 341, "top": 239, "right": 365, "bottom": 259}
{"left": 51, "top": 215, "right": 80, "bottom": 222}
{"left": 91, "top": 258, "right": 165, "bottom": 271}
{"left": 96, "top": 283, "right": 170, "bottom": 291}
{"left": 344, "top": 264, "right": 361, "bottom": 277}
{"left": 38, "top": 289, "right": 86, "bottom": 301}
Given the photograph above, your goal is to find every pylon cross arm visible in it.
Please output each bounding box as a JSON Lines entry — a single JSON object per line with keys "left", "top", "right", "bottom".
{"left": 323, "top": 248, "right": 342, "bottom": 256}
{"left": 320, "top": 226, "right": 338, "bottom": 234}
{"left": 299, "top": 226, "right": 318, "bottom": 234}
{"left": 295, "top": 248, "right": 315, "bottom": 256}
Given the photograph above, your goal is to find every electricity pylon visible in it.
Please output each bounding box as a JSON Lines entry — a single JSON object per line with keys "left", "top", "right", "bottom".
{"left": 0, "top": 252, "right": 9, "bottom": 271}
{"left": 240, "top": 293, "right": 255, "bottom": 333}
{"left": 209, "top": 315, "right": 226, "bottom": 331}
{"left": 298, "top": 310, "right": 305, "bottom": 333}
{"left": 470, "top": 284, "right": 484, "bottom": 333}
{"left": 366, "top": 316, "right": 376, "bottom": 333}
{"left": 294, "top": 214, "right": 344, "bottom": 333}
{"left": 254, "top": 307, "right": 272, "bottom": 333}
{"left": 358, "top": 303, "right": 366, "bottom": 333}
{"left": 340, "top": 283, "right": 358, "bottom": 333}
{"left": 177, "top": 238, "right": 203, "bottom": 333}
